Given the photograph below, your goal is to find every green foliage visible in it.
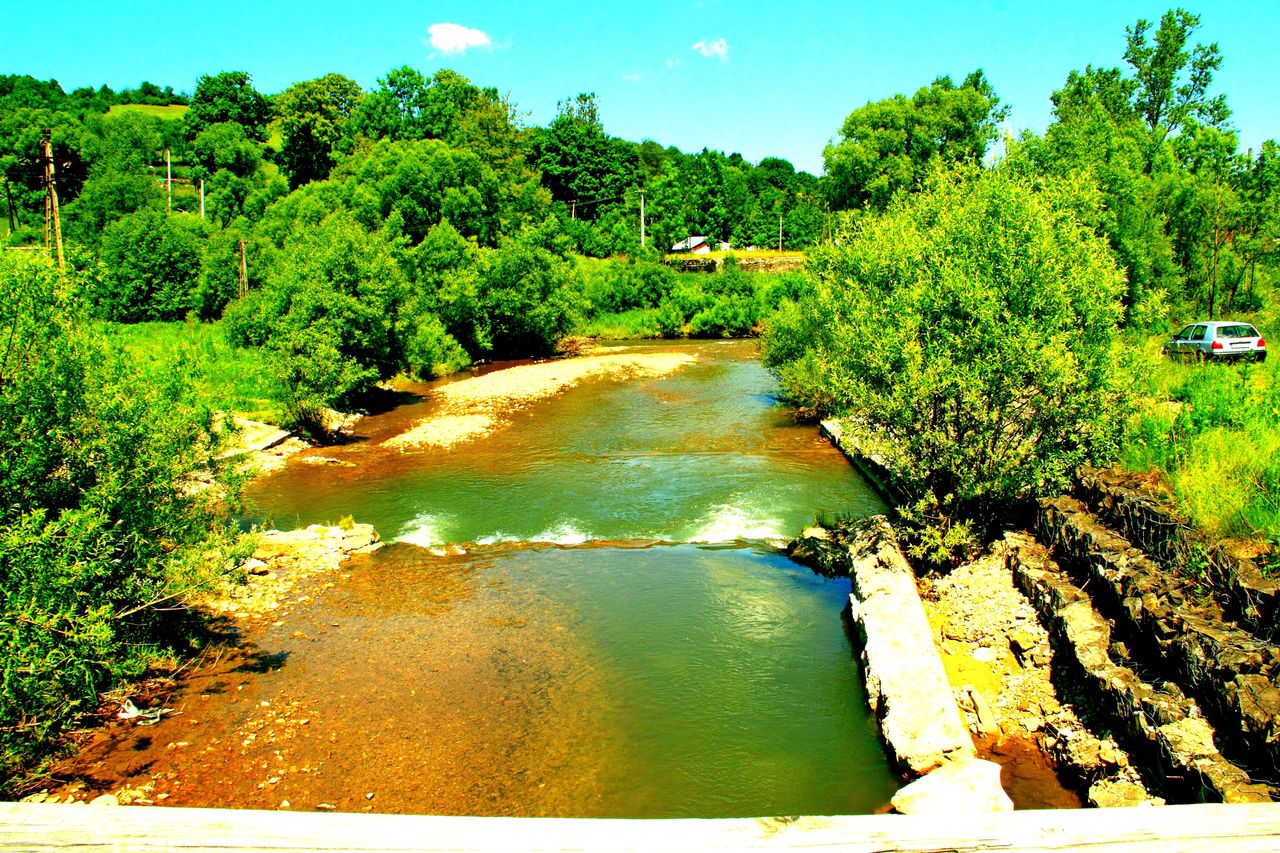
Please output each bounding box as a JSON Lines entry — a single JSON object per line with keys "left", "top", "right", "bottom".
{"left": 1120, "top": 348, "right": 1280, "bottom": 551}
{"left": 102, "top": 321, "right": 280, "bottom": 422}
{"left": 184, "top": 71, "right": 270, "bottom": 142}
{"left": 401, "top": 313, "right": 470, "bottom": 379}
{"left": 223, "top": 213, "right": 405, "bottom": 426}
{"left": 823, "top": 70, "right": 1008, "bottom": 211}
{"left": 96, "top": 210, "right": 206, "bottom": 321}
{"left": 0, "top": 253, "right": 240, "bottom": 780}
{"left": 474, "top": 240, "right": 584, "bottom": 357}
{"left": 765, "top": 165, "right": 1130, "bottom": 564}
{"left": 276, "top": 73, "right": 363, "bottom": 187}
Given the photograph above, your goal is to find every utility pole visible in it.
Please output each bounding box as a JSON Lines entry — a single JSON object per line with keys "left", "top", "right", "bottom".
{"left": 43, "top": 134, "right": 64, "bottom": 267}
{"left": 166, "top": 148, "right": 172, "bottom": 214}
{"left": 778, "top": 214, "right": 783, "bottom": 252}
{"left": 3, "top": 178, "right": 16, "bottom": 233}
{"left": 238, "top": 238, "right": 248, "bottom": 298}
{"left": 570, "top": 199, "right": 576, "bottom": 220}
{"left": 200, "top": 178, "right": 205, "bottom": 219}
{"left": 639, "top": 190, "right": 645, "bottom": 249}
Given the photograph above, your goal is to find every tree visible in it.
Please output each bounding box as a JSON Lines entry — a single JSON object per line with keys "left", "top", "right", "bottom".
{"left": 1124, "top": 8, "right": 1228, "bottom": 147}
{"left": 222, "top": 213, "right": 407, "bottom": 429}
{"left": 184, "top": 71, "right": 270, "bottom": 142}
{"left": 823, "top": 71, "right": 1008, "bottom": 211}
{"left": 763, "top": 165, "right": 1129, "bottom": 563}
{"left": 534, "top": 93, "right": 637, "bottom": 215}
{"left": 96, "top": 209, "right": 206, "bottom": 321}
{"left": 277, "top": 73, "right": 363, "bottom": 187}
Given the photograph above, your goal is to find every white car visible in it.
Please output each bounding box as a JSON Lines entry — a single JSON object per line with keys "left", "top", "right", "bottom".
{"left": 1163, "top": 321, "right": 1267, "bottom": 363}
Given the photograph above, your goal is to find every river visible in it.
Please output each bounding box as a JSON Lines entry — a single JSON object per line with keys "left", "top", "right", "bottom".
{"left": 62, "top": 340, "right": 900, "bottom": 817}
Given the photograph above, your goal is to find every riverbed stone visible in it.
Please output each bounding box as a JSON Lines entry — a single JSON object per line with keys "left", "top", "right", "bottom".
{"left": 844, "top": 516, "right": 977, "bottom": 775}
{"left": 889, "top": 758, "right": 1013, "bottom": 815}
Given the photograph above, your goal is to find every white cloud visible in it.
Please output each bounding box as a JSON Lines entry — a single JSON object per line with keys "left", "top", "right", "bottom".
{"left": 427, "top": 23, "right": 492, "bottom": 55}
{"left": 666, "top": 58, "right": 681, "bottom": 68}
{"left": 691, "top": 37, "right": 728, "bottom": 61}
{"left": 623, "top": 72, "right": 643, "bottom": 82}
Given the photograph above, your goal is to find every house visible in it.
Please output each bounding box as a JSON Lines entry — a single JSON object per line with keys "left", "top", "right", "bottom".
{"left": 670, "top": 235, "right": 711, "bottom": 255}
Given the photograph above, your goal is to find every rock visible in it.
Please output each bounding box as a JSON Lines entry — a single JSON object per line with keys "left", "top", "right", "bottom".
{"left": 967, "top": 687, "right": 999, "bottom": 735}
{"left": 786, "top": 534, "right": 850, "bottom": 578}
{"left": 244, "top": 558, "right": 270, "bottom": 576}
{"left": 1088, "top": 778, "right": 1162, "bottom": 808}
{"left": 89, "top": 794, "right": 119, "bottom": 807}
{"left": 890, "top": 758, "right": 1014, "bottom": 815}
{"left": 846, "top": 516, "right": 976, "bottom": 774}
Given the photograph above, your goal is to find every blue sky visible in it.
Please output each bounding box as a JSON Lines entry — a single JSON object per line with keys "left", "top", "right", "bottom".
{"left": 3, "top": 1, "right": 1276, "bottom": 174}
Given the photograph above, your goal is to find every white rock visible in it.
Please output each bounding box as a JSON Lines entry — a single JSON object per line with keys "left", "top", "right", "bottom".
{"left": 890, "top": 758, "right": 1014, "bottom": 815}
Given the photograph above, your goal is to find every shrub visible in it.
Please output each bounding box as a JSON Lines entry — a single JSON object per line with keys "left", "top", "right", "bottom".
{"left": 0, "top": 253, "right": 241, "bottom": 782}
{"left": 96, "top": 209, "right": 206, "bottom": 321}
{"left": 765, "top": 164, "right": 1130, "bottom": 564}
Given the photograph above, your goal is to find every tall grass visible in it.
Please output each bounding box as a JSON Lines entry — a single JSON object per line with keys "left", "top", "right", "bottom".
{"left": 1119, "top": 332, "right": 1280, "bottom": 565}
{"left": 101, "top": 320, "right": 281, "bottom": 422}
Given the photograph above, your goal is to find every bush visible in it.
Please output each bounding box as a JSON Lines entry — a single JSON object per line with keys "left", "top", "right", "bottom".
{"left": 402, "top": 313, "right": 470, "bottom": 379}
{"left": 475, "top": 241, "right": 584, "bottom": 357}
{"left": 0, "top": 253, "right": 241, "bottom": 782}
{"left": 765, "top": 165, "right": 1130, "bottom": 564}
{"left": 96, "top": 209, "right": 206, "bottom": 321}
{"left": 223, "top": 212, "right": 406, "bottom": 428}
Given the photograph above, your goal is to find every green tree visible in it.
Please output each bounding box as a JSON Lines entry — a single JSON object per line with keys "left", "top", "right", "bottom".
{"left": 1124, "top": 8, "right": 1228, "bottom": 149}
{"left": 474, "top": 240, "right": 584, "bottom": 356}
{"left": 96, "top": 209, "right": 206, "bottom": 321}
{"left": 184, "top": 71, "right": 270, "bottom": 142}
{"left": 277, "top": 73, "right": 364, "bottom": 187}
{"left": 223, "top": 213, "right": 407, "bottom": 429}
{"left": 534, "top": 93, "right": 638, "bottom": 216}
{"left": 823, "top": 71, "right": 1008, "bottom": 211}
{"left": 764, "top": 165, "right": 1129, "bottom": 563}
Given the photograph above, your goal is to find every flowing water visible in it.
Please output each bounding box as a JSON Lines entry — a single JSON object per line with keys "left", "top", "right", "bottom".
{"left": 65, "top": 340, "right": 901, "bottom": 816}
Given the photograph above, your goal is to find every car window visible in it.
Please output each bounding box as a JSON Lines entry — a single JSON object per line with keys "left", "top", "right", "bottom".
{"left": 1175, "top": 325, "right": 1193, "bottom": 340}
{"left": 1190, "top": 325, "right": 1207, "bottom": 341}
{"left": 1217, "top": 324, "right": 1257, "bottom": 339}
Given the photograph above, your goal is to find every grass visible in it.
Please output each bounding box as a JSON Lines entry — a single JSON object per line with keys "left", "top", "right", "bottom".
{"left": 1118, "top": 328, "right": 1280, "bottom": 566}
{"left": 105, "top": 103, "right": 189, "bottom": 121}
{"left": 575, "top": 308, "right": 664, "bottom": 339}
{"left": 102, "top": 320, "right": 281, "bottom": 423}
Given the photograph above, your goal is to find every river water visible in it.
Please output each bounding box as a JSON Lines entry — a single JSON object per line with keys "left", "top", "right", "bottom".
{"left": 66, "top": 340, "right": 901, "bottom": 816}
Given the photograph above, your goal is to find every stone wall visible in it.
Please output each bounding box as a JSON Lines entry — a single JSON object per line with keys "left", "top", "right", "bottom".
{"left": 1075, "top": 468, "right": 1280, "bottom": 641}
{"left": 666, "top": 254, "right": 806, "bottom": 274}
{"left": 1038, "top": 497, "right": 1280, "bottom": 776}
{"left": 1006, "top": 532, "right": 1272, "bottom": 804}
{"left": 843, "top": 516, "right": 977, "bottom": 775}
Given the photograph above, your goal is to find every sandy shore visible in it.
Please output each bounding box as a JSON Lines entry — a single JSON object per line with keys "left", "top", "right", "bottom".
{"left": 385, "top": 350, "right": 698, "bottom": 450}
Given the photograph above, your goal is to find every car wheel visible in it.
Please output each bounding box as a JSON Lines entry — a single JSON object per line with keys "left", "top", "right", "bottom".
{"left": 1257, "top": 352, "right": 1267, "bottom": 363}
{"left": 1195, "top": 350, "right": 1207, "bottom": 364}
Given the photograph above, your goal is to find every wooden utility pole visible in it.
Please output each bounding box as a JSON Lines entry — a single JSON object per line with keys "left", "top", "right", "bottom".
{"left": 200, "top": 178, "right": 205, "bottom": 219}
{"left": 570, "top": 200, "right": 576, "bottom": 220}
{"left": 166, "top": 149, "right": 172, "bottom": 214}
{"left": 43, "top": 134, "right": 64, "bottom": 267}
{"left": 3, "top": 178, "right": 16, "bottom": 232}
{"left": 238, "top": 238, "right": 248, "bottom": 298}
{"left": 639, "top": 191, "right": 645, "bottom": 249}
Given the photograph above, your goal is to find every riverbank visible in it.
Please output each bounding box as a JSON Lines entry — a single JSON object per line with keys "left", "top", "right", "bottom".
{"left": 384, "top": 348, "right": 698, "bottom": 450}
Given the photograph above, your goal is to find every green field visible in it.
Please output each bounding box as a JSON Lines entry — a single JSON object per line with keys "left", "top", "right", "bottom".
{"left": 103, "top": 320, "right": 280, "bottom": 422}
{"left": 105, "top": 103, "right": 188, "bottom": 120}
